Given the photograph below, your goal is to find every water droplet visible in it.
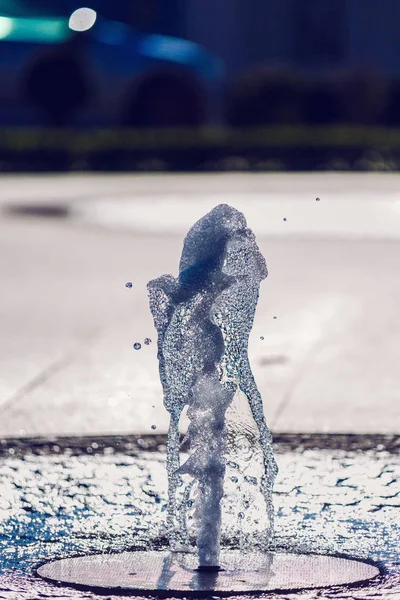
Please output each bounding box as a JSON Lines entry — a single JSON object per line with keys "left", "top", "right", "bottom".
{"left": 260, "top": 336, "right": 264, "bottom": 341}
{"left": 125, "top": 282, "right": 133, "bottom": 288}
{"left": 273, "top": 316, "right": 277, "bottom": 319}
{"left": 227, "top": 461, "right": 239, "bottom": 469}
{"left": 244, "top": 475, "right": 258, "bottom": 486}
{"left": 133, "top": 343, "right": 141, "bottom": 350}
{"left": 230, "top": 476, "right": 238, "bottom": 483}
{"left": 151, "top": 424, "right": 157, "bottom": 430}
{"left": 316, "top": 197, "right": 320, "bottom": 201}
{"left": 238, "top": 512, "right": 244, "bottom": 520}
{"left": 144, "top": 338, "right": 152, "bottom": 345}
{"left": 283, "top": 218, "right": 287, "bottom": 222}
{"left": 8, "top": 448, "right": 15, "bottom": 455}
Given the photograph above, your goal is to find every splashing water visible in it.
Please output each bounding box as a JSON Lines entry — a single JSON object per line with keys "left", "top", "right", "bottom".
{"left": 147, "top": 204, "right": 277, "bottom": 568}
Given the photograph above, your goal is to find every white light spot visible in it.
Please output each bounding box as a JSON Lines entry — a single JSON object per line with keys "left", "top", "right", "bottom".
{"left": 0, "top": 16, "right": 13, "bottom": 39}
{"left": 69, "top": 7, "right": 97, "bottom": 32}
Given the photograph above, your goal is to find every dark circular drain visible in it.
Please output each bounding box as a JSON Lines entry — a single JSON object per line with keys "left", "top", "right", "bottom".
{"left": 37, "top": 550, "right": 380, "bottom": 595}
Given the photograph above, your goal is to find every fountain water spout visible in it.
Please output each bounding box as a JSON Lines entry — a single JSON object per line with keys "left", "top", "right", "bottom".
{"left": 148, "top": 204, "right": 278, "bottom": 568}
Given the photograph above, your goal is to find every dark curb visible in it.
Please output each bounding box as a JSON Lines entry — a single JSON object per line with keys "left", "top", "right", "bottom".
{"left": 1, "top": 433, "right": 399, "bottom": 458}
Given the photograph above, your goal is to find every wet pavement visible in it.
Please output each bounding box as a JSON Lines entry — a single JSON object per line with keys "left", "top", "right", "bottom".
{"left": 2, "top": 173, "right": 400, "bottom": 437}
{"left": 0, "top": 435, "right": 398, "bottom": 599}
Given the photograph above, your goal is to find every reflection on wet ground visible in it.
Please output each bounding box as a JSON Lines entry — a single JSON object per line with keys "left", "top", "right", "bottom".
{"left": 0, "top": 436, "right": 398, "bottom": 599}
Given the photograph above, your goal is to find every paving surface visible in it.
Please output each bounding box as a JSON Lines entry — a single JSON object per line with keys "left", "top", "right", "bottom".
{"left": 0, "top": 436, "right": 398, "bottom": 599}
{"left": 1, "top": 172, "right": 400, "bottom": 436}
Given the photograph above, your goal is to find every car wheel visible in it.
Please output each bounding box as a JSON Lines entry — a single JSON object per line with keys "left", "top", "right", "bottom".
{"left": 23, "top": 50, "right": 90, "bottom": 126}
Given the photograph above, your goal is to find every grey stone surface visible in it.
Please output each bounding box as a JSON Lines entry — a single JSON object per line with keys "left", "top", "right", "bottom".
{"left": 1, "top": 173, "right": 400, "bottom": 436}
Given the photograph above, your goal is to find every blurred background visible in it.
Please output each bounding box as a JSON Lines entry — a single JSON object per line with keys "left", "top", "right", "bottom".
{"left": 2, "top": 0, "right": 400, "bottom": 170}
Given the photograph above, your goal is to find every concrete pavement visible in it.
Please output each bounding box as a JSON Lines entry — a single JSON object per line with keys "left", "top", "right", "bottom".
{"left": 0, "top": 173, "right": 399, "bottom": 436}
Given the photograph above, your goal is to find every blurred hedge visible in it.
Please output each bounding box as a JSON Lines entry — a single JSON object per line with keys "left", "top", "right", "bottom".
{"left": 0, "top": 123, "right": 399, "bottom": 172}
{"left": 4, "top": 125, "right": 400, "bottom": 152}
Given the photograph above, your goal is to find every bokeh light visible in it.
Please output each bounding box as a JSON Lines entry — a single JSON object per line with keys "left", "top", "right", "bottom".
{"left": 0, "top": 16, "right": 13, "bottom": 39}
{"left": 68, "top": 7, "right": 97, "bottom": 32}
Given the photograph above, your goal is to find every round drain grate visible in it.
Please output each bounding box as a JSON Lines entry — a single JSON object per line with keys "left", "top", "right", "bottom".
{"left": 37, "top": 550, "right": 380, "bottom": 595}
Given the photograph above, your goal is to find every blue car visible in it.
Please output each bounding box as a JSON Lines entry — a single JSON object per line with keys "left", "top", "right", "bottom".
{"left": 0, "top": 0, "right": 223, "bottom": 127}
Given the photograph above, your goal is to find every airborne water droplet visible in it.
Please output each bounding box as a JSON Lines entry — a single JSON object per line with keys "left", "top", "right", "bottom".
{"left": 244, "top": 475, "right": 258, "bottom": 486}
{"left": 133, "top": 342, "right": 141, "bottom": 350}
{"left": 144, "top": 338, "right": 152, "bottom": 345}
{"left": 260, "top": 336, "right": 264, "bottom": 341}
{"left": 227, "top": 461, "right": 239, "bottom": 470}
{"left": 125, "top": 282, "right": 133, "bottom": 288}
{"left": 151, "top": 424, "right": 157, "bottom": 430}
